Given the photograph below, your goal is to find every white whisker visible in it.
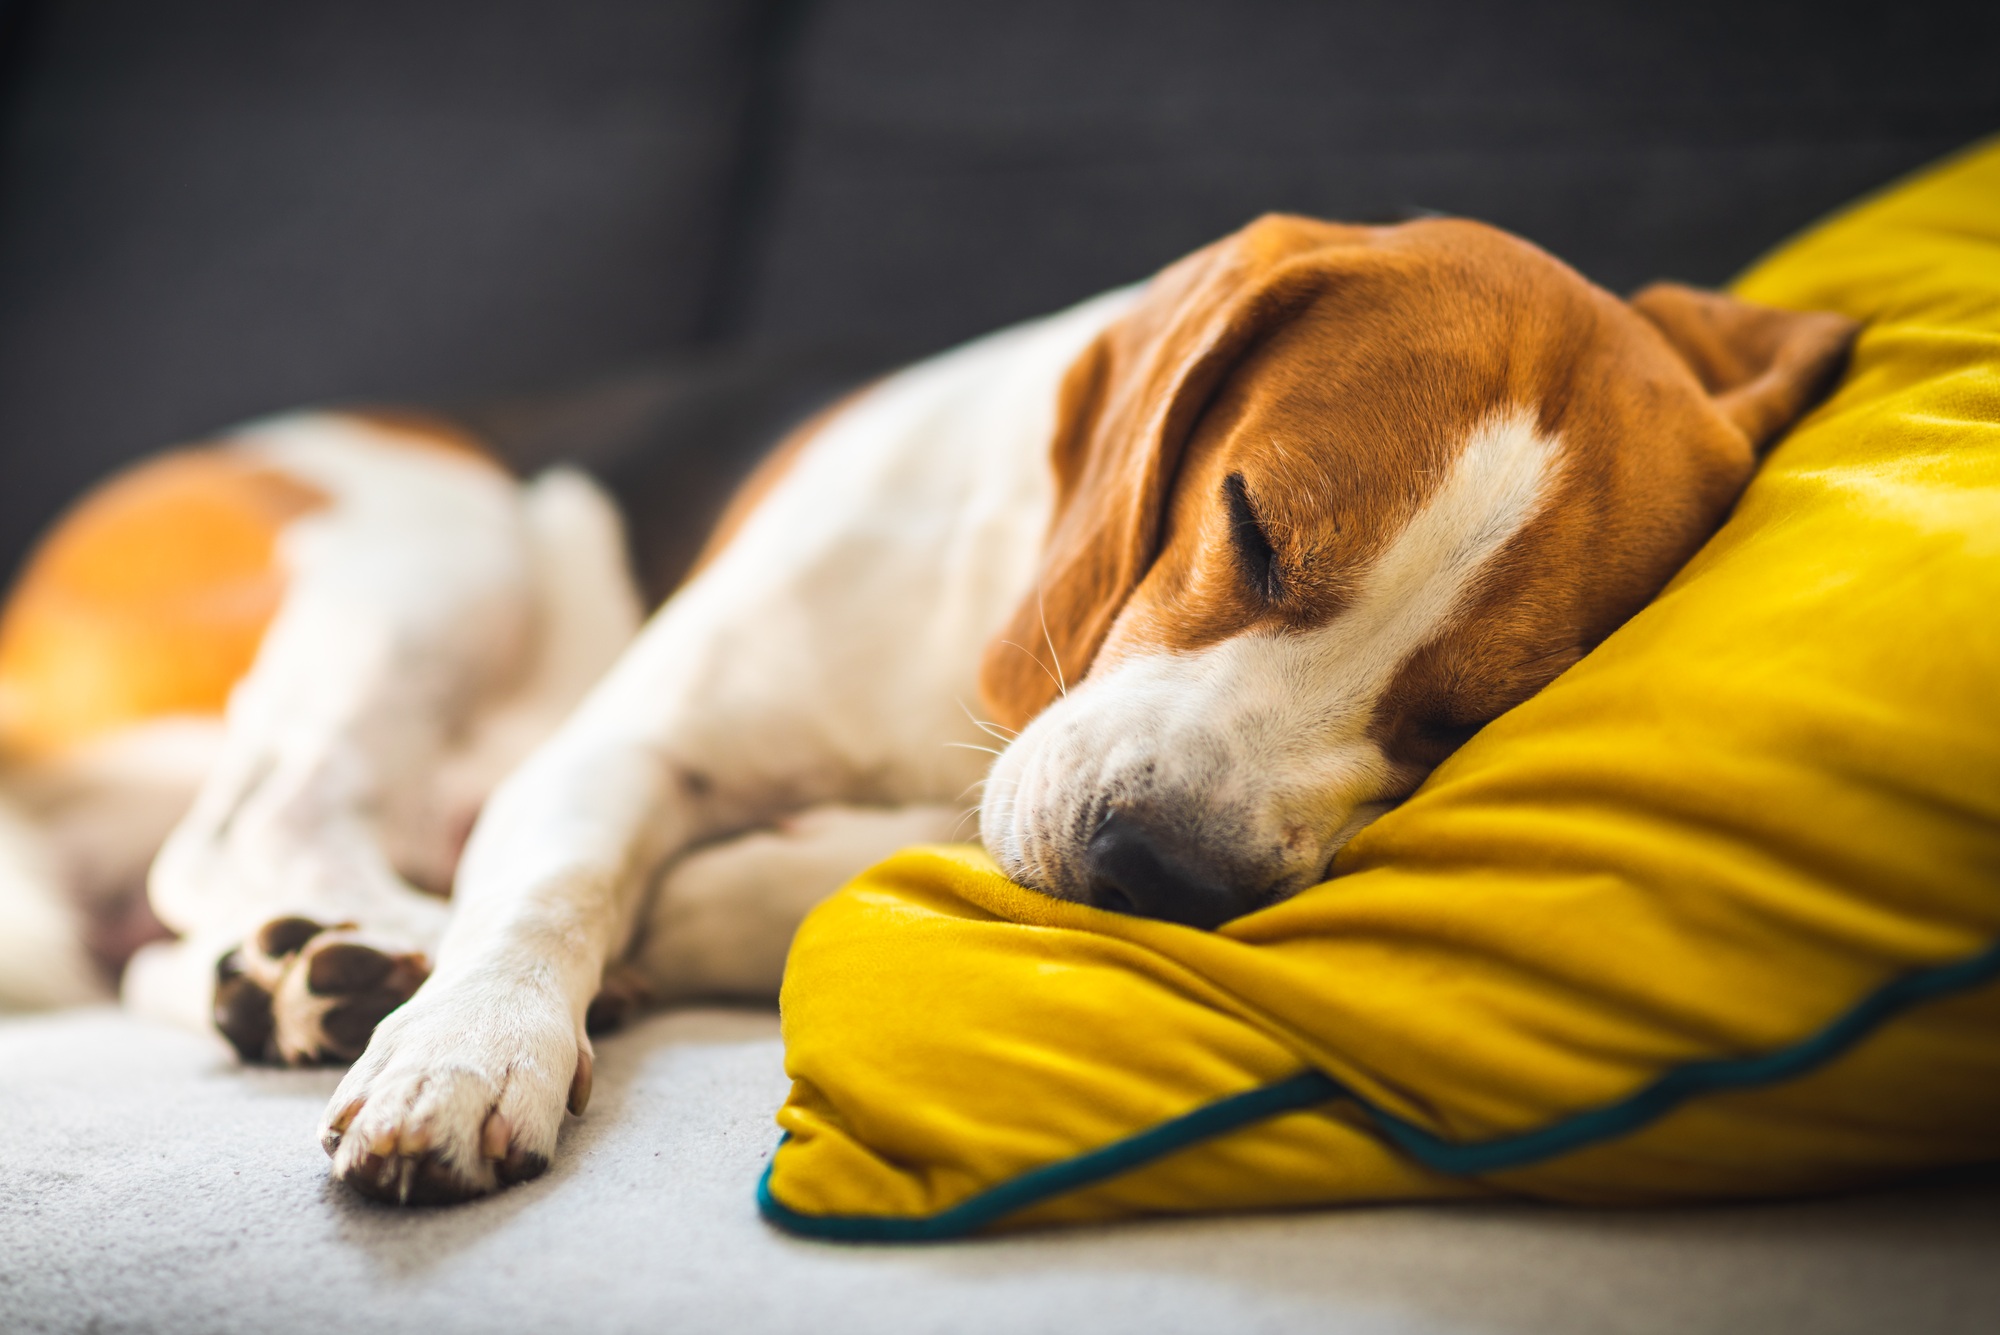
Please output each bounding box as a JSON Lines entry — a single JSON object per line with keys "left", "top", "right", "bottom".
{"left": 954, "top": 696, "right": 1019, "bottom": 743}
{"left": 957, "top": 773, "right": 1016, "bottom": 801}
{"left": 1036, "top": 589, "right": 1068, "bottom": 697}
{"left": 1000, "top": 640, "right": 1067, "bottom": 699}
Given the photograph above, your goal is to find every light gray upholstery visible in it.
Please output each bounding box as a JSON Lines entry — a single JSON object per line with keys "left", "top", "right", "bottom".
{"left": 3, "top": 1006, "right": 1995, "bottom": 1335}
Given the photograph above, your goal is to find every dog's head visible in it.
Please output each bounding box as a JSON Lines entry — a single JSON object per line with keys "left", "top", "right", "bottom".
{"left": 978, "top": 215, "right": 1854, "bottom": 928}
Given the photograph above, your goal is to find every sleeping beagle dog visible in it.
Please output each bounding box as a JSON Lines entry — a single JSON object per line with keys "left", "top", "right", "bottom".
{"left": 0, "top": 216, "right": 1853, "bottom": 1203}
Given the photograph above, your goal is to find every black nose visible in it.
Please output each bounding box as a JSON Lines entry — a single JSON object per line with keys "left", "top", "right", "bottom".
{"left": 1084, "top": 811, "right": 1242, "bottom": 929}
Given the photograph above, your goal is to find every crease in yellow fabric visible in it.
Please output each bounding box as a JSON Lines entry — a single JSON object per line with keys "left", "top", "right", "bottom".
{"left": 767, "top": 136, "right": 2000, "bottom": 1231}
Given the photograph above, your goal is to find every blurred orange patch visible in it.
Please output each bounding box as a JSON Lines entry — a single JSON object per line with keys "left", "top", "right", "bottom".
{"left": 0, "top": 449, "right": 327, "bottom": 759}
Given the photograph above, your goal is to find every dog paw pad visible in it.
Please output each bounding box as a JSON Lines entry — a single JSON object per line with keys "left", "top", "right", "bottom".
{"left": 255, "top": 915, "right": 327, "bottom": 958}
{"left": 211, "top": 919, "right": 429, "bottom": 1066}
{"left": 306, "top": 941, "right": 397, "bottom": 994}
{"left": 212, "top": 948, "right": 277, "bottom": 1063}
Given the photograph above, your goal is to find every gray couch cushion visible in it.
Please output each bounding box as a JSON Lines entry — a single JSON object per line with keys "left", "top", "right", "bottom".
{"left": 2, "top": 1005, "right": 1997, "bottom": 1334}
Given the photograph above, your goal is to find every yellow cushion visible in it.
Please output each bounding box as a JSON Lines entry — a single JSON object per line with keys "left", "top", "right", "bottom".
{"left": 761, "top": 138, "right": 2000, "bottom": 1239}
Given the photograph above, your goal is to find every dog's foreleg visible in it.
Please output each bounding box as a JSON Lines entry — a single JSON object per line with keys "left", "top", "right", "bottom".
{"left": 310, "top": 294, "right": 1084, "bottom": 1200}
{"left": 135, "top": 418, "right": 638, "bottom": 1065}
{"left": 314, "top": 614, "right": 740, "bottom": 1202}
{"left": 316, "top": 529, "right": 978, "bottom": 1201}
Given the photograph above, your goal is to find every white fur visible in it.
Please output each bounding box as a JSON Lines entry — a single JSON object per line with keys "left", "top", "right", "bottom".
{"left": 11, "top": 284, "right": 1553, "bottom": 1200}
{"left": 9, "top": 720, "right": 219, "bottom": 913}
{"left": 0, "top": 788, "right": 106, "bottom": 1010}
{"left": 983, "top": 406, "right": 1564, "bottom": 899}
{"left": 1, "top": 720, "right": 219, "bottom": 1017}
{"left": 322, "top": 290, "right": 1136, "bottom": 1192}
{"left": 636, "top": 803, "right": 962, "bottom": 1003}
{"left": 126, "top": 417, "right": 640, "bottom": 1045}
{"left": 146, "top": 418, "right": 531, "bottom": 945}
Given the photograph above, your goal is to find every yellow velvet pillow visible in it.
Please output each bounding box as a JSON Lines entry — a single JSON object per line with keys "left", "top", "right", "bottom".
{"left": 761, "top": 139, "right": 2000, "bottom": 1239}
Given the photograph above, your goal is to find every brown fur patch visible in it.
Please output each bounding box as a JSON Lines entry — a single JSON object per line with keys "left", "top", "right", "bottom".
{"left": 979, "top": 214, "right": 1855, "bottom": 753}
{"left": 340, "top": 408, "right": 505, "bottom": 470}
{"left": 0, "top": 449, "right": 329, "bottom": 758}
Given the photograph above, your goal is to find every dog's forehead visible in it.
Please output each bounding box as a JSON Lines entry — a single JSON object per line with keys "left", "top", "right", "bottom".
{"left": 1191, "top": 250, "right": 1586, "bottom": 531}
{"left": 1042, "top": 214, "right": 1720, "bottom": 712}
{"left": 1122, "top": 229, "right": 1616, "bottom": 656}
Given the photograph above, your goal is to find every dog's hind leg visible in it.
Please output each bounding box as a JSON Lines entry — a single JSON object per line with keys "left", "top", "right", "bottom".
{"left": 140, "top": 418, "right": 639, "bottom": 1065}
{"left": 5, "top": 719, "right": 220, "bottom": 1020}
{"left": 0, "top": 789, "right": 107, "bottom": 1010}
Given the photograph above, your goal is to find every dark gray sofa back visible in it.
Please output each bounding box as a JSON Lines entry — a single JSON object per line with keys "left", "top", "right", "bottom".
{"left": 0, "top": 0, "right": 771, "bottom": 573}
{"left": 0, "top": 0, "right": 1993, "bottom": 583}
{"left": 742, "top": 0, "right": 2000, "bottom": 355}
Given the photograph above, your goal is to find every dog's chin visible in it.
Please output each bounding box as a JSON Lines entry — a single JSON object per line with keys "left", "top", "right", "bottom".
{"left": 975, "top": 814, "right": 1067, "bottom": 900}
{"left": 980, "top": 792, "right": 1400, "bottom": 925}
{"left": 1320, "top": 800, "right": 1397, "bottom": 867}
{"left": 978, "top": 701, "right": 1406, "bottom": 923}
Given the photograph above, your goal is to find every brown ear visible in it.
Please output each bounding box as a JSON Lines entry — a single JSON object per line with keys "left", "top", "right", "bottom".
{"left": 977, "top": 215, "right": 1355, "bottom": 730}
{"left": 1630, "top": 284, "right": 1857, "bottom": 450}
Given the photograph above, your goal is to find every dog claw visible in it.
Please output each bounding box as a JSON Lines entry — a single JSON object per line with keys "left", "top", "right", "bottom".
{"left": 568, "top": 1046, "right": 593, "bottom": 1116}
{"left": 481, "top": 1112, "right": 511, "bottom": 1160}
{"left": 336, "top": 1144, "right": 496, "bottom": 1207}
{"left": 321, "top": 983, "right": 575, "bottom": 1207}
{"left": 321, "top": 1097, "right": 365, "bottom": 1153}
{"left": 496, "top": 1145, "right": 550, "bottom": 1186}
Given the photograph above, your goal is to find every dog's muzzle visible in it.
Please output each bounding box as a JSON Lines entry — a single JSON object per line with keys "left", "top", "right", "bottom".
{"left": 1082, "top": 809, "right": 1256, "bottom": 929}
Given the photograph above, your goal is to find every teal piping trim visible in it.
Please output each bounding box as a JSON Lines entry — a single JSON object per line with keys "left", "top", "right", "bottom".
{"left": 756, "top": 1069, "right": 1341, "bottom": 1243}
{"left": 758, "top": 936, "right": 2000, "bottom": 1242}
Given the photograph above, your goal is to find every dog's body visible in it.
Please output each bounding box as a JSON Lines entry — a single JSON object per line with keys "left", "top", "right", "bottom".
{"left": 0, "top": 217, "right": 1852, "bottom": 1203}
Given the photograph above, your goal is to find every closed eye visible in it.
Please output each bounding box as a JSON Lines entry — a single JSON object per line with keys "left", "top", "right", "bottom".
{"left": 1415, "top": 716, "right": 1482, "bottom": 753}
{"left": 1223, "top": 472, "right": 1283, "bottom": 601}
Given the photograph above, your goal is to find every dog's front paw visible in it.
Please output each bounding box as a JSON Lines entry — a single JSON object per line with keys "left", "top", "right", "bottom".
{"left": 213, "top": 917, "right": 430, "bottom": 1065}
{"left": 319, "top": 980, "right": 590, "bottom": 1206}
